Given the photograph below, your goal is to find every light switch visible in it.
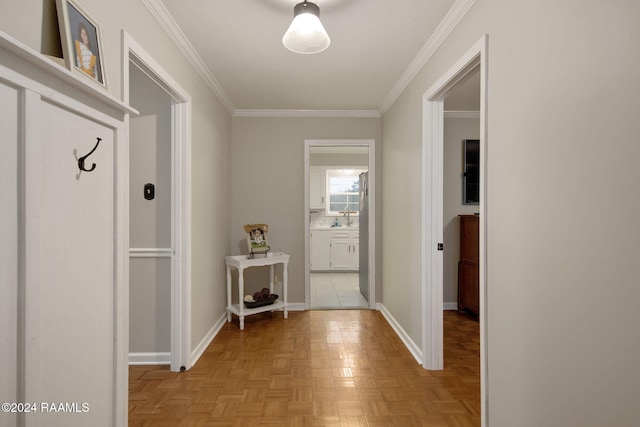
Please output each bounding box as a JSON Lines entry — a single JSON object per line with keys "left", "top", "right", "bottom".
{"left": 144, "top": 183, "right": 155, "bottom": 200}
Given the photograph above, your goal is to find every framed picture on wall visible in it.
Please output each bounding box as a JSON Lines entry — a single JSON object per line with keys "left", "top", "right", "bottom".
{"left": 56, "top": 0, "right": 107, "bottom": 89}
{"left": 463, "top": 139, "right": 480, "bottom": 205}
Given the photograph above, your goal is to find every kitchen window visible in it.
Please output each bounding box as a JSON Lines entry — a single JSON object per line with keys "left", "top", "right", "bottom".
{"left": 325, "top": 169, "right": 366, "bottom": 215}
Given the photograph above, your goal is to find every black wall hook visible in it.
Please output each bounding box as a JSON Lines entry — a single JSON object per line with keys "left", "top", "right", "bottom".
{"left": 78, "top": 137, "right": 102, "bottom": 172}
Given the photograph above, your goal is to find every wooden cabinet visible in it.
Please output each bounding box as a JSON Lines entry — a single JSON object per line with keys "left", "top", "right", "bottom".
{"left": 330, "top": 229, "right": 359, "bottom": 271}
{"left": 458, "top": 215, "right": 479, "bottom": 316}
{"left": 310, "top": 230, "right": 331, "bottom": 270}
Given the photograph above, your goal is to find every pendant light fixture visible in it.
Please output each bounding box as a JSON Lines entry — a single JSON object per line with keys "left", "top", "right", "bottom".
{"left": 282, "top": 1, "right": 330, "bottom": 54}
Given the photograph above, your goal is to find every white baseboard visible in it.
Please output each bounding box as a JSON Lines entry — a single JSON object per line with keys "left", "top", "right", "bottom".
{"left": 443, "top": 302, "right": 458, "bottom": 310}
{"left": 379, "top": 304, "right": 423, "bottom": 365}
{"left": 128, "top": 352, "right": 170, "bottom": 365}
{"left": 190, "top": 312, "right": 227, "bottom": 367}
{"left": 287, "top": 302, "right": 307, "bottom": 311}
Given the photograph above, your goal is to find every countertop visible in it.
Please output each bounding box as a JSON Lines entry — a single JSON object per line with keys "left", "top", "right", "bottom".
{"left": 310, "top": 225, "right": 359, "bottom": 231}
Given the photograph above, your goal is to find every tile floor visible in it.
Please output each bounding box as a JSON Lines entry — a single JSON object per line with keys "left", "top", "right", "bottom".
{"left": 310, "top": 272, "right": 369, "bottom": 309}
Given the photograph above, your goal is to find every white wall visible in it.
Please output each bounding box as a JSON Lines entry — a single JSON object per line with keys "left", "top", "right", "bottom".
{"left": 0, "top": 0, "right": 232, "bottom": 363}
{"left": 230, "top": 116, "right": 382, "bottom": 304}
{"left": 382, "top": 0, "right": 640, "bottom": 425}
{"left": 443, "top": 117, "right": 479, "bottom": 306}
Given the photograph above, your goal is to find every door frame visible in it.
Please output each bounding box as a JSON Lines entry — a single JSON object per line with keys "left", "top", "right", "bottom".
{"left": 421, "top": 34, "right": 488, "bottom": 423}
{"left": 304, "top": 139, "right": 376, "bottom": 309}
{"left": 122, "top": 32, "right": 192, "bottom": 372}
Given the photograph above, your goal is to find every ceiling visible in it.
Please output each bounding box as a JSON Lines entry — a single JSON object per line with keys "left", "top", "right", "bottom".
{"left": 154, "top": 0, "right": 478, "bottom": 113}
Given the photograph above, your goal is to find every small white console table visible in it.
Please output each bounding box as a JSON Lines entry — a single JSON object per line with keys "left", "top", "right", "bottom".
{"left": 224, "top": 252, "right": 289, "bottom": 330}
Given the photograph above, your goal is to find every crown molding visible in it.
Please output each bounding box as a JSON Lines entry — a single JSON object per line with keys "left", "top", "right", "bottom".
{"left": 233, "top": 109, "right": 381, "bottom": 118}
{"left": 143, "top": 0, "right": 474, "bottom": 118}
{"left": 141, "top": 0, "right": 235, "bottom": 114}
{"left": 444, "top": 110, "right": 480, "bottom": 119}
{"left": 378, "top": 0, "right": 477, "bottom": 114}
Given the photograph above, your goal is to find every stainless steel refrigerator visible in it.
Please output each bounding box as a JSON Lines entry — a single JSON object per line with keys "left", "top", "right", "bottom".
{"left": 359, "top": 172, "right": 369, "bottom": 302}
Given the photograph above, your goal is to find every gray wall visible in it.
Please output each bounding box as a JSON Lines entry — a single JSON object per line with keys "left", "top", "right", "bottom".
{"left": 128, "top": 64, "right": 172, "bottom": 353}
{"left": 443, "top": 117, "right": 480, "bottom": 306}
{"left": 382, "top": 0, "right": 640, "bottom": 425}
{"left": 0, "top": 0, "right": 233, "bottom": 357}
{"left": 230, "top": 117, "right": 382, "bottom": 303}
{"left": 310, "top": 152, "right": 369, "bottom": 167}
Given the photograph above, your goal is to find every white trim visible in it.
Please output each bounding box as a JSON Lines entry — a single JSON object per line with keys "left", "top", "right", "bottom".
{"left": 140, "top": 0, "right": 234, "bottom": 113}
{"left": 422, "top": 99, "right": 445, "bottom": 370}
{"left": 114, "top": 126, "right": 129, "bottom": 427}
{"left": 443, "top": 302, "right": 458, "bottom": 310}
{"left": 0, "top": 30, "right": 135, "bottom": 114}
{"left": 444, "top": 110, "right": 480, "bottom": 119}
{"left": 422, "top": 35, "right": 488, "bottom": 427}
{"left": 140, "top": 0, "right": 474, "bottom": 116}
{"left": 190, "top": 313, "right": 226, "bottom": 367}
{"left": 122, "top": 31, "right": 193, "bottom": 373}
{"left": 128, "top": 352, "right": 171, "bottom": 365}
{"left": 304, "top": 139, "right": 376, "bottom": 311}
{"left": 233, "top": 109, "right": 381, "bottom": 118}
{"left": 286, "top": 302, "right": 307, "bottom": 311}
{"left": 0, "top": 64, "right": 125, "bottom": 130}
{"left": 129, "top": 248, "right": 173, "bottom": 258}
{"left": 379, "top": 304, "right": 422, "bottom": 365}
{"left": 379, "top": 0, "right": 477, "bottom": 114}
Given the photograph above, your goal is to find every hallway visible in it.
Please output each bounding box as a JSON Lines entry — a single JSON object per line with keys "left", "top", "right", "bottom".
{"left": 129, "top": 310, "right": 480, "bottom": 426}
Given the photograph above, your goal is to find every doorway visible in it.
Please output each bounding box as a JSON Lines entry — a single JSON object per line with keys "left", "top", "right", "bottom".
{"left": 304, "top": 139, "right": 376, "bottom": 310}
{"left": 123, "top": 32, "right": 192, "bottom": 372}
{"left": 421, "top": 34, "right": 488, "bottom": 422}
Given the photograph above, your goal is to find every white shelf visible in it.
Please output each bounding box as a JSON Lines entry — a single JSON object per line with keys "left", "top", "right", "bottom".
{"left": 226, "top": 300, "right": 287, "bottom": 317}
{"left": 0, "top": 30, "right": 137, "bottom": 115}
{"left": 225, "top": 251, "right": 289, "bottom": 269}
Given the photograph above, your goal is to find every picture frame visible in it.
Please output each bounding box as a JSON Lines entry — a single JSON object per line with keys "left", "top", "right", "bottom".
{"left": 462, "top": 139, "right": 480, "bottom": 205}
{"left": 56, "top": 0, "right": 107, "bottom": 89}
{"left": 243, "top": 224, "right": 270, "bottom": 258}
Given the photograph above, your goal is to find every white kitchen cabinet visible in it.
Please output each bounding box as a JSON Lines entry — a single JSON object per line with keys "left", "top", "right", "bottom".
{"left": 309, "top": 166, "right": 326, "bottom": 209}
{"left": 330, "top": 230, "right": 359, "bottom": 271}
{"left": 353, "top": 240, "right": 360, "bottom": 269}
{"left": 310, "top": 230, "right": 331, "bottom": 271}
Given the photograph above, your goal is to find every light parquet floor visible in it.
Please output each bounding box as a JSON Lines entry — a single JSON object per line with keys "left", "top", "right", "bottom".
{"left": 129, "top": 310, "right": 480, "bottom": 426}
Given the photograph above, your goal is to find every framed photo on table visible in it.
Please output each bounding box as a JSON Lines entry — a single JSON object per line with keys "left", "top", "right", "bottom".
{"left": 56, "top": 0, "right": 107, "bottom": 89}
{"left": 243, "top": 224, "right": 270, "bottom": 257}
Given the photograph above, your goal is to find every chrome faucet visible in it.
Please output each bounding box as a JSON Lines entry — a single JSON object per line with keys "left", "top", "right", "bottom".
{"left": 342, "top": 208, "right": 354, "bottom": 226}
